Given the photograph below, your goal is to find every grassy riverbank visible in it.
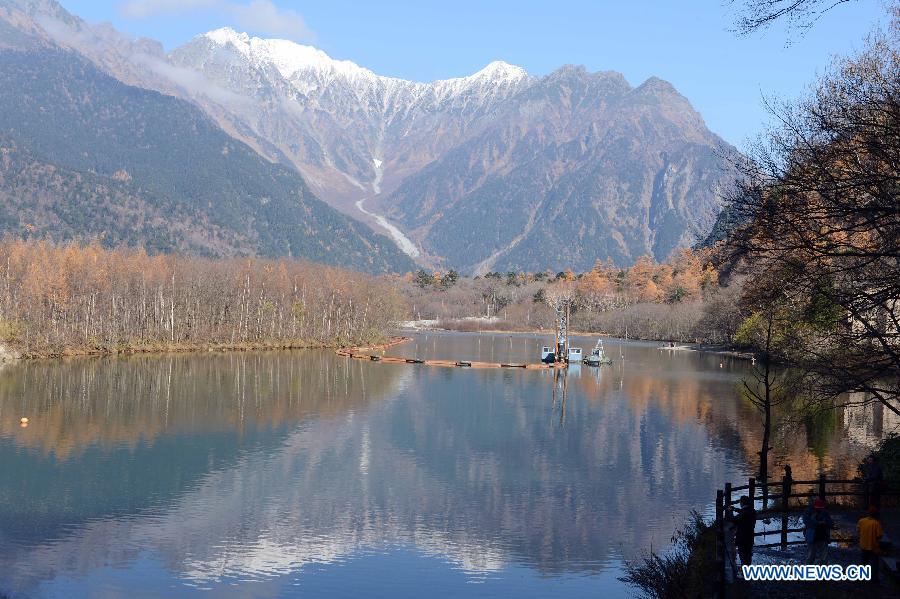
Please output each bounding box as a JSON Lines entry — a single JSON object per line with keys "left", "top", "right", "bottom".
{"left": 6, "top": 336, "right": 414, "bottom": 360}
{"left": 5, "top": 339, "right": 344, "bottom": 360}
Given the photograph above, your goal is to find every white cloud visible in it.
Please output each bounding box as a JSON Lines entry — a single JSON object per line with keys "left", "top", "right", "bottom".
{"left": 37, "top": 12, "right": 250, "bottom": 107}
{"left": 120, "top": 0, "right": 220, "bottom": 19}
{"left": 119, "top": 0, "right": 313, "bottom": 41}
{"left": 227, "top": 0, "right": 312, "bottom": 40}
{"left": 133, "top": 53, "right": 250, "bottom": 107}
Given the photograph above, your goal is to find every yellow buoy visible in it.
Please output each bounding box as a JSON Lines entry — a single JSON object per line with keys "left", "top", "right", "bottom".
{"left": 20, "top": 417, "right": 28, "bottom": 424}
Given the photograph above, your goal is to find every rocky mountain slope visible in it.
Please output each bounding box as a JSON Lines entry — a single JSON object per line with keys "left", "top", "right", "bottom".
{"left": 0, "top": 135, "right": 246, "bottom": 254}
{"left": 171, "top": 29, "right": 736, "bottom": 272}
{"left": 387, "top": 70, "right": 732, "bottom": 272}
{"left": 170, "top": 28, "right": 534, "bottom": 208}
{"left": 1, "top": 0, "right": 735, "bottom": 273}
{"left": 0, "top": 3, "right": 415, "bottom": 273}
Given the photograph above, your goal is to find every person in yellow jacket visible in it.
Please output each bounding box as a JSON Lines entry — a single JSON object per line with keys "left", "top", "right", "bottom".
{"left": 858, "top": 505, "right": 883, "bottom": 585}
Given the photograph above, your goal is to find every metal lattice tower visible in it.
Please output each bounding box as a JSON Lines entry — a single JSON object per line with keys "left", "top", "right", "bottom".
{"left": 554, "top": 299, "right": 571, "bottom": 363}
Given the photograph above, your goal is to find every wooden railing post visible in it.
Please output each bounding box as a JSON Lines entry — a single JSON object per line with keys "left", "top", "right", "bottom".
{"left": 714, "top": 475, "right": 882, "bottom": 554}
{"left": 781, "top": 464, "right": 794, "bottom": 504}
{"left": 783, "top": 468, "right": 792, "bottom": 508}
{"left": 780, "top": 475, "right": 789, "bottom": 550}
{"left": 716, "top": 489, "right": 725, "bottom": 590}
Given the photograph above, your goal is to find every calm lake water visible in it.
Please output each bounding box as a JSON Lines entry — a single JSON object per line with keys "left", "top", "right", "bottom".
{"left": 0, "top": 332, "right": 894, "bottom": 598}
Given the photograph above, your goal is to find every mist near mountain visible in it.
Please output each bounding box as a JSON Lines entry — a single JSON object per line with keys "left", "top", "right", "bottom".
{"left": 0, "top": 1, "right": 416, "bottom": 273}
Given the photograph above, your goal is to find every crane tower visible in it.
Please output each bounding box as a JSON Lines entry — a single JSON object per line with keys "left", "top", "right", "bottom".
{"left": 554, "top": 299, "right": 572, "bottom": 364}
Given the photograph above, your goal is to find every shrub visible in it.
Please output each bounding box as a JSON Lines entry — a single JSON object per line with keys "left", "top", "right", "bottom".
{"left": 860, "top": 433, "right": 900, "bottom": 493}
{"left": 619, "top": 511, "right": 716, "bottom": 599}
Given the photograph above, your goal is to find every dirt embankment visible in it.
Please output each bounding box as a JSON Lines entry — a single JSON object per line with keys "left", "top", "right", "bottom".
{"left": 0, "top": 339, "right": 390, "bottom": 361}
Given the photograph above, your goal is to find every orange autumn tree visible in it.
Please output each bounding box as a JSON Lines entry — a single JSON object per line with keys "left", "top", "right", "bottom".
{"left": 573, "top": 250, "right": 717, "bottom": 309}
{"left": 625, "top": 256, "right": 662, "bottom": 303}
{"left": 577, "top": 259, "right": 624, "bottom": 312}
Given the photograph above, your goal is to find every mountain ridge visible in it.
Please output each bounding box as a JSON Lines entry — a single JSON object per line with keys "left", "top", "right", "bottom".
{"left": 0, "top": 0, "right": 736, "bottom": 273}
{"left": 0, "top": 7, "right": 417, "bottom": 273}
{"left": 169, "top": 28, "right": 735, "bottom": 272}
{"left": 201, "top": 26, "right": 531, "bottom": 89}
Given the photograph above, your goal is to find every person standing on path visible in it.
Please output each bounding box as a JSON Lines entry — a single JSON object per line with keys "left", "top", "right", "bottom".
{"left": 733, "top": 495, "right": 757, "bottom": 567}
{"left": 858, "top": 505, "right": 884, "bottom": 585}
{"left": 804, "top": 498, "right": 833, "bottom": 565}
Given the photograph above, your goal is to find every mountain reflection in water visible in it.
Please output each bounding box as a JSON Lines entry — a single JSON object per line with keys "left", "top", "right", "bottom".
{"left": 0, "top": 333, "right": 893, "bottom": 597}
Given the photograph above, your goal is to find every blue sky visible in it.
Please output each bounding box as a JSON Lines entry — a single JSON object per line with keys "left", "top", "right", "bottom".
{"left": 59, "top": 0, "right": 888, "bottom": 148}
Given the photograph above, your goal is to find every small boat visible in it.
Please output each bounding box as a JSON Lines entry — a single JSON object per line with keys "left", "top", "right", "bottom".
{"left": 541, "top": 346, "right": 556, "bottom": 364}
{"left": 584, "top": 340, "right": 612, "bottom": 366}
{"left": 567, "top": 347, "right": 583, "bottom": 364}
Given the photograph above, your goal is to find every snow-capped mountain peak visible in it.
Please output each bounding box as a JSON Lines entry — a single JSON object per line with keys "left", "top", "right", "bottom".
{"left": 197, "top": 28, "right": 528, "bottom": 90}
{"left": 204, "top": 26, "right": 248, "bottom": 47}
{"left": 171, "top": 28, "right": 539, "bottom": 211}
{"left": 469, "top": 60, "right": 529, "bottom": 83}
{"left": 202, "top": 27, "right": 377, "bottom": 82}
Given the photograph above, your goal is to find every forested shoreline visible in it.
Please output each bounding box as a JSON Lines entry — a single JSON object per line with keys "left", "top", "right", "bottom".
{"left": 0, "top": 239, "right": 405, "bottom": 358}
{"left": 398, "top": 249, "right": 744, "bottom": 345}
{"left": 623, "top": 7, "right": 900, "bottom": 596}
{"left": 0, "top": 239, "right": 751, "bottom": 360}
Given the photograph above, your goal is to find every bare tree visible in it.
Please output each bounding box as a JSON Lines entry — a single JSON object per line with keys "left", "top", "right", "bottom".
{"left": 722, "top": 17, "right": 900, "bottom": 413}
{"left": 730, "top": 0, "right": 861, "bottom": 36}
{"left": 734, "top": 283, "right": 812, "bottom": 504}
{"left": 0, "top": 239, "right": 406, "bottom": 355}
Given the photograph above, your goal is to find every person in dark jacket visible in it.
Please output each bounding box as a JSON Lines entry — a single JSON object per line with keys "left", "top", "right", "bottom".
{"left": 733, "top": 495, "right": 757, "bottom": 566}
{"left": 864, "top": 455, "right": 884, "bottom": 509}
{"left": 783, "top": 465, "right": 793, "bottom": 499}
{"left": 804, "top": 498, "right": 833, "bottom": 564}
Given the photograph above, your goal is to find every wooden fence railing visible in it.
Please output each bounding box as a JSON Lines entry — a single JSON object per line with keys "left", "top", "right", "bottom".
{"left": 713, "top": 474, "right": 897, "bottom": 588}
